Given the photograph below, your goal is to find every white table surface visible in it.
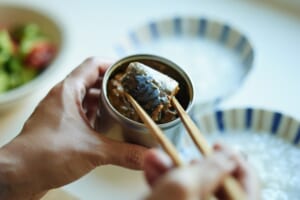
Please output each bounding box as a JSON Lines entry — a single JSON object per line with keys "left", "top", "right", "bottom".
{"left": 0, "top": 0, "right": 300, "bottom": 199}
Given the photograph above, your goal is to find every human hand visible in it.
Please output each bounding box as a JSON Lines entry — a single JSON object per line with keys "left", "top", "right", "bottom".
{"left": 144, "top": 143, "right": 260, "bottom": 200}
{"left": 0, "top": 58, "right": 148, "bottom": 200}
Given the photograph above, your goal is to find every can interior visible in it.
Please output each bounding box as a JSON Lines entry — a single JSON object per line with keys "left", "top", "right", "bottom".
{"left": 106, "top": 55, "right": 193, "bottom": 113}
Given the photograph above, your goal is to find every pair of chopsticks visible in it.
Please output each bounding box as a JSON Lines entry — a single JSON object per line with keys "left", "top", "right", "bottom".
{"left": 125, "top": 93, "right": 246, "bottom": 200}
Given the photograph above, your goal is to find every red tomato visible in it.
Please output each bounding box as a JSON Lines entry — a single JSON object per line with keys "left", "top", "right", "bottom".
{"left": 25, "top": 42, "right": 56, "bottom": 69}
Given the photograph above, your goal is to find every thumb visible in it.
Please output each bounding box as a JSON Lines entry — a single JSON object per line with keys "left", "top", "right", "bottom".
{"left": 102, "top": 138, "right": 148, "bottom": 170}
{"left": 143, "top": 149, "right": 173, "bottom": 187}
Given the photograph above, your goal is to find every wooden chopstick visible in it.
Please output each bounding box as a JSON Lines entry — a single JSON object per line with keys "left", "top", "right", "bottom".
{"left": 171, "top": 97, "right": 246, "bottom": 200}
{"left": 171, "top": 97, "right": 212, "bottom": 155}
{"left": 125, "top": 92, "right": 245, "bottom": 200}
{"left": 125, "top": 93, "right": 183, "bottom": 167}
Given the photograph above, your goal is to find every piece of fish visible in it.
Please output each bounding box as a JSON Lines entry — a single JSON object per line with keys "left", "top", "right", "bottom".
{"left": 121, "top": 62, "right": 179, "bottom": 121}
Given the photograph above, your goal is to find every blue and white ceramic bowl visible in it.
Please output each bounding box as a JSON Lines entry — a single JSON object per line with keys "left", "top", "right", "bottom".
{"left": 114, "top": 17, "right": 254, "bottom": 109}
{"left": 181, "top": 108, "right": 300, "bottom": 200}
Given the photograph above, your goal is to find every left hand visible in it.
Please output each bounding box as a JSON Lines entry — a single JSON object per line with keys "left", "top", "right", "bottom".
{"left": 0, "top": 58, "right": 148, "bottom": 200}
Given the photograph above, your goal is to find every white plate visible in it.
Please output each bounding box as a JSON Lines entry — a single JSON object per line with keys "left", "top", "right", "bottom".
{"left": 114, "top": 17, "right": 254, "bottom": 107}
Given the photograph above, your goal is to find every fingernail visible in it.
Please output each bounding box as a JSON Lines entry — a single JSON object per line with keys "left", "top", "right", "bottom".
{"left": 155, "top": 149, "right": 173, "bottom": 167}
{"left": 213, "top": 152, "right": 236, "bottom": 172}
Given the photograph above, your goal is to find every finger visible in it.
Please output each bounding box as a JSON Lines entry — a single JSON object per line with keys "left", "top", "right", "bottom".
{"left": 228, "top": 152, "right": 260, "bottom": 200}
{"left": 83, "top": 88, "right": 101, "bottom": 126}
{"left": 213, "top": 143, "right": 243, "bottom": 163}
{"left": 65, "top": 57, "right": 112, "bottom": 100}
{"left": 90, "top": 76, "right": 103, "bottom": 90}
{"left": 213, "top": 143, "right": 247, "bottom": 173}
{"left": 83, "top": 88, "right": 100, "bottom": 111}
{"left": 68, "top": 57, "right": 111, "bottom": 88}
{"left": 144, "top": 149, "right": 173, "bottom": 186}
{"left": 213, "top": 143, "right": 247, "bottom": 182}
{"left": 213, "top": 143, "right": 260, "bottom": 200}
{"left": 195, "top": 152, "right": 237, "bottom": 199}
{"left": 148, "top": 154, "right": 235, "bottom": 200}
{"left": 102, "top": 138, "right": 149, "bottom": 170}
{"left": 213, "top": 142, "right": 232, "bottom": 152}
{"left": 190, "top": 159, "right": 201, "bottom": 164}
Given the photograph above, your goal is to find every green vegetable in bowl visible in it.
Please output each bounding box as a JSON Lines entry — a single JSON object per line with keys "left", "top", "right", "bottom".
{"left": 0, "top": 30, "right": 14, "bottom": 67}
{"left": 12, "top": 23, "right": 42, "bottom": 42}
{"left": 5, "top": 57, "right": 22, "bottom": 73}
{"left": 0, "top": 70, "right": 9, "bottom": 92}
{"left": 0, "top": 23, "right": 56, "bottom": 94}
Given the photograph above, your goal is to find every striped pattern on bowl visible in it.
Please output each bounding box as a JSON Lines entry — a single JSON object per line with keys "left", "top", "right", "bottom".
{"left": 115, "top": 17, "right": 254, "bottom": 68}
{"left": 180, "top": 108, "right": 300, "bottom": 159}
{"left": 181, "top": 108, "right": 300, "bottom": 200}
{"left": 114, "top": 17, "right": 254, "bottom": 108}
{"left": 195, "top": 108, "right": 300, "bottom": 145}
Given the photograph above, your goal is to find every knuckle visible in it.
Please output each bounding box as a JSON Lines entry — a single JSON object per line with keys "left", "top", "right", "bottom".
{"left": 163, "top": 177, "right": 190, "bottom": 199}
{"left": 168, "top": 179, "right": 186, "bottom": 191}
{"left": 84, "top": 57, "right": 100, "bottom": 65}
{"left": 124, "top": 145, "right": 144, "bottom": 168}
{"left": 207, "top": 156, "right": 221, "bottom": 168}
{"left": 49, "top": 81, "right": 64, "bottom": 96}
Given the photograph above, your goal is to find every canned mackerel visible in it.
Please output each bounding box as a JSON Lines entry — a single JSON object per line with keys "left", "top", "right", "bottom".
{"left": 95, "top": 54, "right": 194, "bottom": 147}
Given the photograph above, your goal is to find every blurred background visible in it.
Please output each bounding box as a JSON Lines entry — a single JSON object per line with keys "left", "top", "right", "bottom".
{"left": 0, "top": 0, "right": 300, "bottom": 199}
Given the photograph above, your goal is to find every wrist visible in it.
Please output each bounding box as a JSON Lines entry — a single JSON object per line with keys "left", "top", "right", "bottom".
{"left": 0, "top": 139, "right": 42, "bottom": 200}
{"left": 0, "top": 146, "right": 21, "bottom": 199}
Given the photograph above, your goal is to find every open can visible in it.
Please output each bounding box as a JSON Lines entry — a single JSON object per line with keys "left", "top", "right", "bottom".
{"left": 95, "top": 54, "right": 194, "bottom": 148}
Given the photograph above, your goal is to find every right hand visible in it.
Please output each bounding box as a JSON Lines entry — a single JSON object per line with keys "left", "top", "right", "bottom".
{"left": 144, "top": 143, "right": 260, "bottom": 200}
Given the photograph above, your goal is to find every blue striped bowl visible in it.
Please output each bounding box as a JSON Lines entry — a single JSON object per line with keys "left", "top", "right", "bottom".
{"left": 180, "top": 108, "right": 300, "bottom": 199}
{"left": 180, "top": 108, "right": 300, "bottom": 159}
{"left": 114, "top": 17, "right": 254, "bottom": 108}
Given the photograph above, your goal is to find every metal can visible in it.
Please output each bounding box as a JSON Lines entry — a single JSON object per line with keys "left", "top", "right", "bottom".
{"left": 95, "top": 54, "right": 194, "bottom": 148}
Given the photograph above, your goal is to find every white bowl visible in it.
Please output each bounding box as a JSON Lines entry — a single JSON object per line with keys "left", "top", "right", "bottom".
{"left": 180, "top": 108, "right": 300, "bottom": 199}
{"left": 0, "top": 4, "right": 64, "bottom": 111}
{"left": 114, "top": 17, "right": 254, "bottom": 111}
